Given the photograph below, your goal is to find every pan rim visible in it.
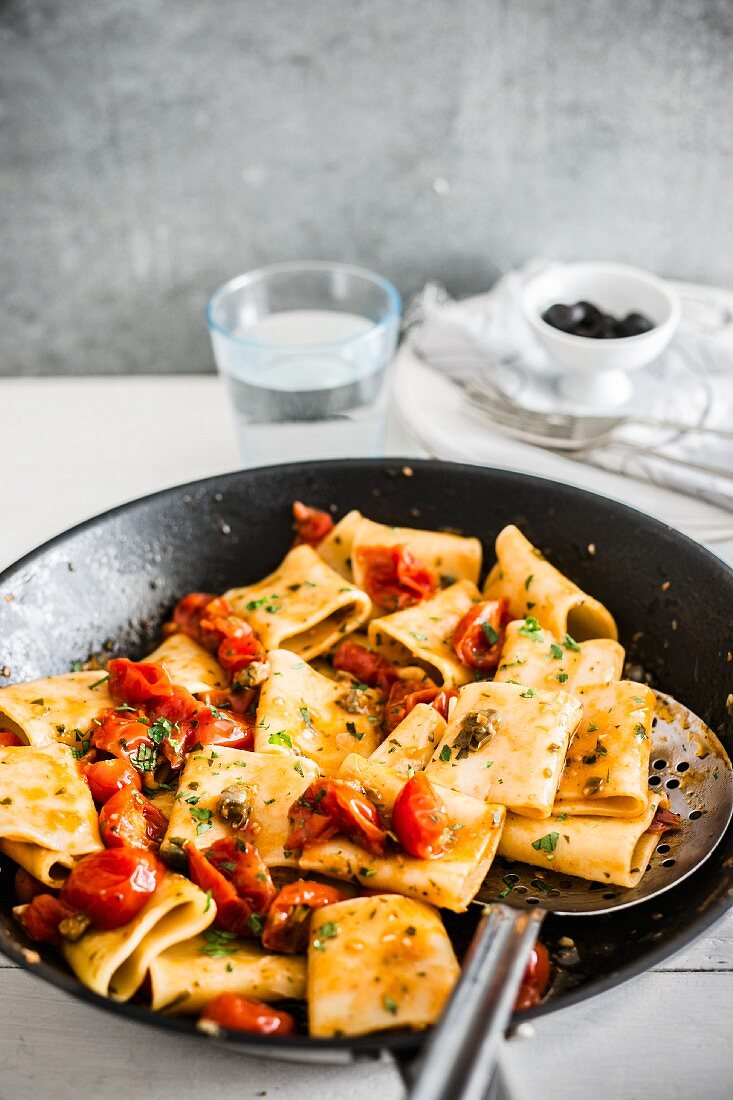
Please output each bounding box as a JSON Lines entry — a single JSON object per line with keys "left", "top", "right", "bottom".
{"left": 1, "top": 456, "right": 732, "bottom": 1057}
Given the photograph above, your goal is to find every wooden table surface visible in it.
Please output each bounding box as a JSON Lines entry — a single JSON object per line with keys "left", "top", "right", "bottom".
{"left": 1, "top": 376, "right": 731, "bottom": 1100}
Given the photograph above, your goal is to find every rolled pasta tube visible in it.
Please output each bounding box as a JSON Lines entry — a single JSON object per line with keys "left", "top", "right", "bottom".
{"left": 315, "top": 509, "right": 364, "bottom": 580}
{"left": 369, "top": 703, "right": 447, "bottom": 779}
{"left": 0, "top": 744, "right": 101, "bottom": 855}
{"left": 254, "top": 648, "right": 382, "bottom": 774}
{"left": 368, "top": 580, "right": 481, "bottom": 688}
{"left": 498, "top": 794, "right": 664, "bottom": 888}
{"left": 160, "top": 743, "right": 320, "bottom": 869}
{"left": 0, "top": 839, "right": 76, "bottom": 888}
{"left": 554, "top": 682, "right": 654, "bottom": 818}
{"left": 0, "top": 672, "right": 113, "bottom": 748}
{"left": 62, "top": 873, "right": 216, "bottom": 1000}
{"left": 351, "top": 516, "right": 482, "bottom": 595}
{"left": 484, "top": 525, "right": 617, "bottom": 641}
{"left": 495, "top": 619, "right": 624, "bottom": 692}
{"left": 225, "top": 545, "right": 370, "bottom": 662}
{"left": 149, "top": 935, "right": 306, "bottom": 1013}
{"left": 426, "top": 681, "right": 582, "bottom": 819}
{"left": 308, "top": 895, "right": 460, "bottom": 1037}
{"left": 144, "top": 633, "right": 227, "bottom": 696}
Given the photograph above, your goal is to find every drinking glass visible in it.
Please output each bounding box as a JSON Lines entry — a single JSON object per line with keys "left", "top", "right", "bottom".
{"left": 207, "top": 261, "right": 402, "bottom": 467}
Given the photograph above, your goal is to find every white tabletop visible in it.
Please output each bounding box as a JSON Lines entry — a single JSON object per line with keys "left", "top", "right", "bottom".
{"left": 1, "top": 375, "right": 731, "bottom": 1100}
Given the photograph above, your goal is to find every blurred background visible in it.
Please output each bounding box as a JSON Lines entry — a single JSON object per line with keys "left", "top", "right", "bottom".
{"left": 2, "top": 0, "right": 732, "bottom": 376}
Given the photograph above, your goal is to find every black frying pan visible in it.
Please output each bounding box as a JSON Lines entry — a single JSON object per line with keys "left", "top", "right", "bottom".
{"left": 1, "top": 458, "right": 732, "bottom": 1065}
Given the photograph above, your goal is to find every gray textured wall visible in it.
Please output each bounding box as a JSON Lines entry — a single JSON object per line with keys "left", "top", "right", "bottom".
{"left": 1, "top": 0, "right": 732, "bottom": 376}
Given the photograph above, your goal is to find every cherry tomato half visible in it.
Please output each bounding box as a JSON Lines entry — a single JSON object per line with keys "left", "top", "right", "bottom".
{"left": 0, "top": 729, "right": 23, "bottom": 747}
{"left": 384, "top": 680, "right": 457, "bottom": 732}
{"left": 90, "top": 707, "right": 155, "bottom": 764}
{"left": 184, "top": 705, "right": 254, "bottom": 753}
{"left": 200, "top": 992, "right": 296, "bottom": 1035}
{"left": 292, "top": 501, "right": 335, "bottom": 547}
{"left": 514, "top": 942, "right": 551, "bottom": 1011}
{"left": 356, "top": 545, "right": 436, "bottom": 612}
{"left": 392, "top": 772, "right": 451, "bottom": 860}
{"left": 452, "top": 599, "right": 509, "bottom": 671}
{"left": 287, "top": 779, "right": 387, "bottom": 856}
{"left": 84, "top": 758, "right": 142, "bottom": 804}
{"left": 186, "top": 836, "right": 275, "bottom": 936}
{"left": 20, "top": 893, "right": 79, "bottom": 948}
{"left": 261, "top": 880, "right": 349, "bottom": 954}
{"left": 332, "top": 642, "right": 399, "bottom": 694}
{"left": 99, "top": 786, "right": 168, "bottom": 851}
{"left": 107, "top": 658, "right": 173, "bottom": 706}
{"left": 60, "top": 848, "right": 163, "bottom": 930}
{"left": 214, "top": 618, "right": 266, "bottom": 684}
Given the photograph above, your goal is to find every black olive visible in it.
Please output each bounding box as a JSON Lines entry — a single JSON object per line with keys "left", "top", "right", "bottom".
{"left": 572, "top": 301, "right": 604, "bottom": 338}
{"left": 542, "top": 304, "right": 577, "bottom": 333}
{"left": 616, "top": 312, "right": 655, "bottom": 337}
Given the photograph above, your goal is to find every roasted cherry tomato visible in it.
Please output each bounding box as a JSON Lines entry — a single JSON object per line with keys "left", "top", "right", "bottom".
{"left": 98, "top": 786, "right": 168, "bottom": 850}
{"left": 201, "top": 687, "right": 258, "bottom": 721}
{"left": 186, "top": 836, "right": 275, "bottom": 936}
{"left": 214, "top": 618, "right": 266, "bottom": 684}
{"left": 647, "top": 806, "right": 682, "bottom": 833}
{"left": 108, "top": 658, "right": 173, "bottom": 706}
{"left": 287, "top": 779, "right": 387, "bottom": 856}
{"left": 514, "top": 942, "right": 551, "bottom": 1011}
{"left": 384, "top": 679, "right": 457, "bottom": 732}
{"left": 0, "top": 729, "right": 23, "bottom": 747}
{"left": 14, "top": 867, "right": 48, "bottom": 906}
{"left": 332, "top": 642, "right": 399, "bottom": 694}
{"left": 184, "top": 705, "right": 254, "bottom": 753}
{"left": 172, "top": 592, "right": 217, "bottom": 644}
{"left": 60, "top": 848, "right": 162, "bottom": 930}
{"left": 356, "top": 545, "right": 436, "bottom": 612}
{"left": 452, "top": 599, "right": 509, "bottom": 671}
{"left": 261, "top": 880, "right": 349, "bottom": 954}
{"left": 19, "top": 893, "right": 79, "bottom": 948}
{"left": 173, "top": 593, "right": 235, "bottom": 651}
{"left": 90, "top": 707, "right": 155, "bottom": 766}
{"left": 199, "top": 992, "right": 296, "bottom": 1035}
{"left": 292, "top": 501, "right": 335, "bottom": 547}
{"left": 84, "top": 757, "right": 142, "bottom": 804}
{"left": 392, "top": 772, "right": 451, "bottom": 860}
{"left": 148, "top": 685, "right": 200, "bottom": 726}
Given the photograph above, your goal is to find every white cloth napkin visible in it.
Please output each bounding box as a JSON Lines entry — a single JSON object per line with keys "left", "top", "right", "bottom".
{"left": 403, "top": 262, "right": 733, "bottom": 513}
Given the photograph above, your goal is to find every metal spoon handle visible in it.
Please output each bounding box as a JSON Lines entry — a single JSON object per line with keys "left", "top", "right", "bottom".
{"left": 625, "top": 417, "right": 733, "bottom": 440}
{"left": 404, "top": 905, "right": 543, "bottom": 1100}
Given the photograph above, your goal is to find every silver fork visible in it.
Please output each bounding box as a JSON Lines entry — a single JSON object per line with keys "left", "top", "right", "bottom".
{"left": 464, "top": 379, "right": 733, "bottom": 481}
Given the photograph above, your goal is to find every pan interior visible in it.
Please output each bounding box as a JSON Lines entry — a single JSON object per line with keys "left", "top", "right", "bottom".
{"left": 476, "top": 690, "right": 733, "bottom": 915}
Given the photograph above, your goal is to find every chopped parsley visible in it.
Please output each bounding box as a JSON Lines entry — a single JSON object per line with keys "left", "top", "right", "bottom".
{"left": 520, "top": 687, "right": 537, "bottom": 698}
{"left": 481, "top": 621, "right": 499, "bottom": 646}
{"left": 549, "top": 643, "right": 564, "bottom": 660}
{"left": 635, "top": 724, "right": 648, "bottom": 741}
{"left": 268, "top": 731, "right": 293, "bottom": 748}
{"left": 200, "top": 929, "right": 238, "bottom": 958}
{"left": 70, "top": 659, "right": 84, "bottom": 672}
{"left": 409, "top": 631, "right": 428, "bottom": 642}
{"left": 383, "top": 995, "right": 398, "bottom": 1015}
{"left": 556, "top": 672, "right": 569, "bottom": 684}
{"left": 300, "top": 707, "right": 314, "bottom": 729}
{"left": 531, "top": 831, "right": 559, "bottom": 853}
{"left": 519, "top": 617, "right": 542, "bottom": 639}
{"left": 524, "top": 574, "right": 534, "bottom": 590}
{"left": 313, "top": 921, "right": 339, "bottom": 951}
{"left": 438, "top": 745, "right": 452, "bottom": 762}
{"left": 563, "top": 634, "right": 581, "bottom": 652}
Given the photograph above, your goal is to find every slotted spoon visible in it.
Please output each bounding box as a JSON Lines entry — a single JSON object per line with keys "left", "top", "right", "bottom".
{"left": 403, "top": 690, "right": 733, "bottom": 1100}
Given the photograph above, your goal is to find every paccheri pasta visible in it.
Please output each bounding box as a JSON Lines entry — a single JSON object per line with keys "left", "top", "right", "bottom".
{"left": 2, "top": 506, "right": 682, "bottom": 1038}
